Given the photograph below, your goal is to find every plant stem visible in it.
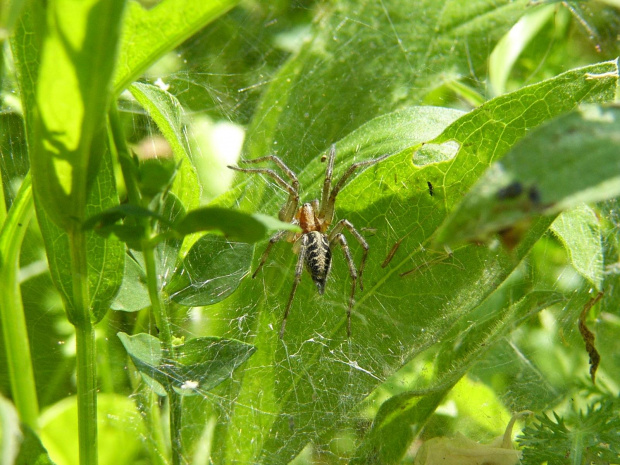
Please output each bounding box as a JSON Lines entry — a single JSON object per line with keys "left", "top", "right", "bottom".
{"left": 143, "top": 242, "right": 184, "bottom": 465}
{"left": 110, "top": 103, "right": 182, "bottom": 463}
{"left": 108, "top": 106, "right": 142, "bottom": 206}
{"left": 169, "top": 388, "right": 184, "bottom": 465}
{"left": 0, "top": 175, "right": 39, "bottom": 429}
{"left": 69, "top": 227, "right": 97, "bottom": 465}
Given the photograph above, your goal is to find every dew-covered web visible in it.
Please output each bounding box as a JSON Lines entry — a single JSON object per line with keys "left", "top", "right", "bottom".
{"left": 4, "top": 0, "right": 619, "bottom": 463}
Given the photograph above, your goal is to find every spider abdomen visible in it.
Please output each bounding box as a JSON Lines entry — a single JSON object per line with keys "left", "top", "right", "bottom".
{"left": 304, "top": 231, "right": 332, "bottom": 294}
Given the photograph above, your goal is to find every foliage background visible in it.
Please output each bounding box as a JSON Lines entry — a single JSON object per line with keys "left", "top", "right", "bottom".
{"left": 1, "top": 0, "right": 619, "bottom": 464}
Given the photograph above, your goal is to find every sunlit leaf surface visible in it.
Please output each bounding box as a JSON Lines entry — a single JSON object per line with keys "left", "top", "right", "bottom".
{"left": 219, "top": 58, "right": 616, "bottom": 462}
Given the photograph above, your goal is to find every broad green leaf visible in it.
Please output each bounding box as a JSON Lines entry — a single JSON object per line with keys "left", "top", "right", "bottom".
{"left": 9, "top": 0, "right": 44, "bottom": 133}
{"left": 117, "top": 332, "right": 256, "bottom": 396}
{"left": 37, "top": 151, "right": 125, "bottom": 324}
{"left": 220, "top": 59, "right": 617, "bottom": 463}
{"left": 30, "top": 0, "right": 125, "bottom": 229}
{"left": 11, "top": 0, "right": 126, "bottom": 324}
{"left": 39, "top": 394, "right": 145, "bottom": 465}
{"left": 166, "top": 235, "right": 253, "bottom": 307}
{"left": 551, "top": 205, "right": 603, "bottom": 291}
{"left": 129, "top": 82, "right": 201, "bottom": 210}
{"left": 111, "top": 254, "right": 150, "bottom": 312}
{"left": 597, "top": 198, "right": 620, "bottom": 381}
{"left": 0, "top": 0, "right": 25, "bottom": 38}
{"left": 353, "top": 289, "right": 565, "bottom": 463}
{"left": 113, "top": 0, "right": 241, "bottom": 94}
{"left": 117, "top": 332, "right": 170, "bottom": 395}
{"left": 174, "top": 207, "right": 300, "bottom": 241}
{"left": 434, "top": 62, "right": 618, "bottom": 212}
{"left": 435, "top": 104, "right": 620, "bottom": 247}
{"left": 489, "top": 4, "right": 556, "bottom": 96}
{"left": 241, "top": 0, "right": 531, "bottom": 169}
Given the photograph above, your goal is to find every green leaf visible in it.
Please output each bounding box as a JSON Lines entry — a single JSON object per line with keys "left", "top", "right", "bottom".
{"left": 489, "top": 4, "right": 557, "bottom": 96}
{"left": 0, "top": 394, "right": 21, "bottom": 465}
{"left": 113, "top": 0, "right": 241, "bottom": 94}
{"left": 220, "top": 60, "right": 617, "bottom": 462}
{"left": 174, "top": 206, "right": 300, "bottom": 241}
{"left": 38, "top": 394, "right": 145, "bottom": 465}
{"left": 83, "top": 204, "right": 168, "bottom": 230}
{"left": 166, "top": 234, "right": 253, "bottom": 306}
{"left": 353, "top": 290, "right": 564, "bottom": 463}
{"left": 240, "top": 0, "right": 531, "bottom": 169}
{"left": 117, "top": 332, "right": 256, "bottom": 396}
{"left": 551, "top": 205, "right": 603, "bottom": 291}
{"left": 435, "top": 103, "right": 620, "bottom": 247}
{"left": 37, "top": 151, "right": 125, "bottom": 324}
{"left": 0, "top": 0, "right": 26, "bottom": 37}
{"left": 175, "top": 337, "right": 257, "bottom": 393}
{"left": 111, "top": 254, "right": 150, "bottom": 312}
{"left": 15, "top": 425, "right": 55, "bottom": 465}
{"left": 129, "top": 82, "right": 201, "bottom": 210}
{"left": 11, "top": 0, "right": 126, "bottom": 325}
{"left": 518, "top": 398, "right": 620, "bottom": 464}
{"left": 29, "top": 0, "right": 125, "bottom": 229}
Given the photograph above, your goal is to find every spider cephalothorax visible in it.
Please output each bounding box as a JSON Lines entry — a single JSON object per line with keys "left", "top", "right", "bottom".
{"left": 229, "top": 145, "right": 388, "bottom": 338}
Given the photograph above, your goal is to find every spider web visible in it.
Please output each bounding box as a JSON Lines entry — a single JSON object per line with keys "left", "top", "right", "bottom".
{"left": 3, "top": 0, "right": 620, "bottom": 464}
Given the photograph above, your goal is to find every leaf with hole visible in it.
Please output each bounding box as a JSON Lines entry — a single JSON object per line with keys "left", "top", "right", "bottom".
{"left": 220, "top": 59, "right": 617, "bottom": 463}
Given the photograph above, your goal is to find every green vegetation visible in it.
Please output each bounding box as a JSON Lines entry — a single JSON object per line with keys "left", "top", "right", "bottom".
{"left": 0, "top": 0, "right": 619, "bottom": 464}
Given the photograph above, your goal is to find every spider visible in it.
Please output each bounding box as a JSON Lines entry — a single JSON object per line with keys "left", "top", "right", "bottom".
{"left": 229, "top": 145, "right": 389, "bottom": 338}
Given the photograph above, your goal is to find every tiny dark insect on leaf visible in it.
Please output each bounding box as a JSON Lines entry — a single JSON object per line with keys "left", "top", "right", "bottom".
{"left": 496, "top": 181, "right": 523, "bottom": 200}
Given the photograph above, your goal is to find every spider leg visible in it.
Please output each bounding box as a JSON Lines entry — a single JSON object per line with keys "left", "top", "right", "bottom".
{"left": 331, "top": 233, "right": 357, "bottom": 338}
{"left": 280, "top": 234, "right": 308, "bottom": 339}
{"left": 252, "top": 229, "right": 293, "bottom": 278}
{"left": 329, "top": 219, "right": 368, "bottom": 291}
{"left": 228, "top": 156, "right": 299, "bottom": 222}
{"left": 320, "top": 152, "right": 390, "bottom": 225}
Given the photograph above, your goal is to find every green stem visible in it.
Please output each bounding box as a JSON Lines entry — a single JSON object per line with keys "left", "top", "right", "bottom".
{"left": 109, "top": 103, "right": 180, "bottom": 463}
{"left": 143, "top": 243, "right": 184, "bottom": 465}
{"left": 108, "top": 105, "right": 142, "bottom": 206}
{"left": 169, "top": 388, "right": 184, "bottom": 465}
{"left": 143, "top": 245, "right": 173, "bottom": 351}
{"left": 124, "top": 332, "right": 167, "bottom": 465}
{"left": 0, "top": 174, "right": 39, "bottom": 429}
{"left": 69, "top": 227, "right": 97, "bottom": 465}
{"left": 139, "top": 390, "right": 169, "bottom": 465}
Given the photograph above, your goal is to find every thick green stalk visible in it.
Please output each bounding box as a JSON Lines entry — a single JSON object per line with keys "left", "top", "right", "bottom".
{"left": 0, "top": 175, "right": 39, "bottom": 429}
{"left": 69, "top": 227, "right": 97, "bottom": 465}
